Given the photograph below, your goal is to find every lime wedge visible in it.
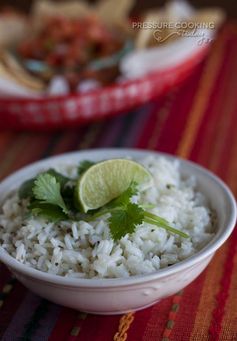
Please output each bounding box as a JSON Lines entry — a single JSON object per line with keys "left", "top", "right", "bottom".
{"left": 75, "top": 159, "right": 152, "bottom": 212}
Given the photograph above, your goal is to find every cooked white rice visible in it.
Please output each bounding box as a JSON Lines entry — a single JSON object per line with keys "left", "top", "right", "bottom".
{"left": 0, "top": 156, "right": 215, "bottom": 279}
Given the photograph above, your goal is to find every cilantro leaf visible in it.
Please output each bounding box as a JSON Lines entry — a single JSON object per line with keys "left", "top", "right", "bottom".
{"left": 107, "top": 181, "right": 138, "bottom": 208}
{"left": 33, "top": 173, "right": 69, "bottom": 214}
{"left": 46, "top": 169, "right": 70, "bottom": 187}
{"left": 29, "top": 202, "right": 67, "bottom": 222}
{"left": 61, "top": 185, "right": 77, "bottom": 211}
{"left": 19, "top": 178, "right": 36, "bottom": 199}
{"left": 109, "top": 203, "right": 144, "bottom": 240}
{"left": 18, "top": 169, "right": 70, "bottom": 200}
{"left": 78, "top": 160, "right": 95, "bottom": 176}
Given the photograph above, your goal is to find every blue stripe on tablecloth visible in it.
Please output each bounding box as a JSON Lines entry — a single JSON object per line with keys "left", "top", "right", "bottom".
{"left": 97, "top": 103, "right": 154, "bottom": 148}
{"left": 118, "top": 103, "right": 155, "bottom": 148}
{"left": 30, "top": 304, "right": 61, "bottom": 341}
{"left": 1, "top": 293, "right": 42, "bottom": 340}
{"left": 96, "top": 114, "right": 125, "bottom": 148}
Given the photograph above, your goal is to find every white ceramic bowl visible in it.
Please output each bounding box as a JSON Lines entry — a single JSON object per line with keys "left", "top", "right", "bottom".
{"left": 0, "top": 149, "right": 236, "bottom": 315}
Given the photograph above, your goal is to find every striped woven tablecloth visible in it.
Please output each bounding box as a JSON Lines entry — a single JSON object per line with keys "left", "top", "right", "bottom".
{"left": 0, "top": 23, "right": 237, "bottom": 341}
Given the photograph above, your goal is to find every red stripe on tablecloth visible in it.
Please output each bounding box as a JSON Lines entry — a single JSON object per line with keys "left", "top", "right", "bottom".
{"left": 169, "top": 275, "right": 207, "bottom": 339}
{"left": 135, "top": 61, "right": 204, "bottom": 153}
{"left": 125, "top": 298, "right": 170, "bottom": 341}
{"left": 76, "top": 314, "right": 121, "bottom": 341}
{"left": 138, "top": 297, "right": 174, "bottom": 340}
{"left": 209, "top": 228, "right": 237, "bottom": 341}
{"left": 48, "top": 309, "right": 79, "bottom": 341}
{"left": 0, "top": 133, "right": 52, "bottom": 180}
{"left": 154, "top": 67, "right": 203, "bottom": 154}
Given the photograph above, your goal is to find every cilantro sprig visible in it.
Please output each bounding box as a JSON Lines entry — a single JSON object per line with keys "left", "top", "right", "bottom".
{"left": 109, "top": 203, "right": 145, "bottom": 240}
{"left": 19, "top": 160, "right": 189, "bottom": 240}
{"left": 19, "top": 161, "right": 95, "bottom": 221}
{"left": 89, "top": 182, "right": 189, "bottom": 240}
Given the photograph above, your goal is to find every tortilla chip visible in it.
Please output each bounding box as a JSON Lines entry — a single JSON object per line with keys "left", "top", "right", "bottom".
{"left": 134, "top": 11, "right": 167, "bottom": 49}
{"left": 32, "top": 0, "right": 93, "bottom": 21}
{"left": 97, "top": 0, "right": 135, "bottom": 24}
{"left": 0, "top": 51, "right": 45, "bottom": 91}
{"left": 0, "top": 14, "right": 29, "bottom": 48}
{"left": 190, "top": 8, "right": 225, "bottom": 28}
{"left": 114, "top": 19, "right": 136, "bottom": 39}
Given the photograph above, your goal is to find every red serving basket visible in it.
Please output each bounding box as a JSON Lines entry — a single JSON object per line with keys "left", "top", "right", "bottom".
{"left": 0, "top": 47, "right": 208, "bottom": 130}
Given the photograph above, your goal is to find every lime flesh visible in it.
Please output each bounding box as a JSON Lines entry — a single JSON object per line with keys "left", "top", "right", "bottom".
{"left": 75, "top": 159, "right": 152, "bottom": 212}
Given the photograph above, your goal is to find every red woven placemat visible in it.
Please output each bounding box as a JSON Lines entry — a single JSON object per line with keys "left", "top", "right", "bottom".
{"left": 0, "top": 22, "right": 237, "bottom": 341}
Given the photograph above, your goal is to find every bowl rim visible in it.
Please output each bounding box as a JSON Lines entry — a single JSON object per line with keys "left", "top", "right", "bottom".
{"left": 0, "top": 148, "right": 236, "bottom": 288}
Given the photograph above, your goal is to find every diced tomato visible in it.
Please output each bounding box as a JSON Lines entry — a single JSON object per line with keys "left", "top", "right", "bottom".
{"left": 17, "top": 15, "right": 125, "bottom": 90}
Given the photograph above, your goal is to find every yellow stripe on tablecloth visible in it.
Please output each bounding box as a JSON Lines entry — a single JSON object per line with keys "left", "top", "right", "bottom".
{"left": 114, "top": 313, "right": 134, "bottom": 341}
{"left": 176, "top": 30, "right": 226, "bottom": 159}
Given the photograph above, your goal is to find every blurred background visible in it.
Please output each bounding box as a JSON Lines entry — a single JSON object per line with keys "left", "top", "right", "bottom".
{"left": 0, "top": 3, "right": 237, "bottom": 339}
{"left": 0, "top": 0, "right": 236, "bottom": 17}
{"left": 0, "top": 0, "right": 235, "bottom": 128}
